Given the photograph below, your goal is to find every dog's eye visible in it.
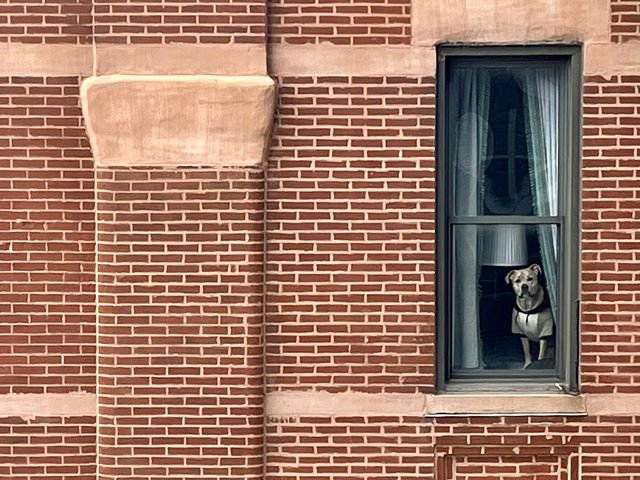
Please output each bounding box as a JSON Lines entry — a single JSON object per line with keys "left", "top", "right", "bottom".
{"left": 515, "top": 279, "right": 521, "bottom": 283}
{"left": 527, "top": 277, "right": 532, "bottom": 281}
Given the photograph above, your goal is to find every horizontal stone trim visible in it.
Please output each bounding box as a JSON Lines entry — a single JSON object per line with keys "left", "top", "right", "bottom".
{"left": 0, "top": 392, "right": 636, "bottom": 419}
{"left": 269, "top": 45, "right": 436, "bottom": 76}
{"left": 0, "top": 393, "right": 96, "bottom": 420}
{"left": 425, "top": 394, "right": 586, "bottom": 416}
{"left": 585, "top": 394, "right": 640, "bottom": 416}
{"left": 0, "top": 44, "right": 266, "bottom": 76}
{"left": 0, "top": 44, "right": 92, "bottom": 75}
{"left": 0, "top": 44, "right": 639, "bottom": 76}
{"left": 95, "top": 44, "right": 267, "bottom": 76}
{"left": 584, "top": 43, "right": 640, "bottom": 76}
{"left": 270, "top": 44, "right": 640, "bottom": 76}
{"left": 266, "top": 392, "right": 427, "bottom": 417}
{"left": 267, "top": 392, "right": 640, "bottom": 417}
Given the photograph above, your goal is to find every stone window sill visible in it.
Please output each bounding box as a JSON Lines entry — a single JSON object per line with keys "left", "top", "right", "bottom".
{"left": 424, "top": 393, "right": 586, "bottom": 416}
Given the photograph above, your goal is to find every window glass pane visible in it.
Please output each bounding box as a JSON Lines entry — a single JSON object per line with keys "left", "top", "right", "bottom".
{"left": 451, "top": 224, "right": 558, "bottom": 372}
{"left": 450, "top": 66, "right": 560, "bottom": 217}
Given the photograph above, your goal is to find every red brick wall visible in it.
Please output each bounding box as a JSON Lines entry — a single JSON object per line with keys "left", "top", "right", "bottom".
{"left": 267, "top": 415, "right": 640, "bottom": 479}
{"left": 1, "top": 3, "right": 640, "bottom": 480}
{"left": 0, "top": 416, "right": 96, "bottom": 479}
{"left": 94, "top": 0, "right": 267, "bottom": 44}
{"left": 0, "top": 75, "right": 95, "bottom": 477}
{"left": 0, "top": 0, "right": 269, "bottom": 45}
{"left": 96, "top": 168, "right": 265, "bottom": 479}
{"left": 582, "top": 75, "right": 640, "bottom": 394}
{"left": 268, "top": 0, "right": 411, "bottom": 44}
{"left": 267, "top": 76, "right": 435, "bottom": 394}
{"left": 0, "top": 76, "right": 95, "bottom": 395}
{"left": 611, "top": 0, "right": 640, "bottom": 43}
{"left": 0, "top": 1, "right": 92, "bottom": 44}
{"left": 266, "top": 415, "right": 433, "bottom": 479}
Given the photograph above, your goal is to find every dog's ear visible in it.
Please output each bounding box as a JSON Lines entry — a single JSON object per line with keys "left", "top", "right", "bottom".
{"left": 505, "top": 270, "right": 516, "bottom": 284}
{"left": 530, "top": 264, "right": 542, "bottom": 275}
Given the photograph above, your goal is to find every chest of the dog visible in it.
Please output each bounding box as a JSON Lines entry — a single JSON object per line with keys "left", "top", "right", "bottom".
{"left": 511, "top": 307, "right": 554, "bottom": 342}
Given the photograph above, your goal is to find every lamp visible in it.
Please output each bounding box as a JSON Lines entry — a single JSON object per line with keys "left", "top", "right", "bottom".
{"left": 481, "top": 224, "right": 528, "bottom": 266}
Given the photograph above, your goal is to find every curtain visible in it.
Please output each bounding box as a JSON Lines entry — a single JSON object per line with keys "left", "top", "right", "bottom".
{"left": 519, "top": 68, "right": 559, "bottom": 318}
{"left": 451, "top": 69, "right": 491, "bottom": 369}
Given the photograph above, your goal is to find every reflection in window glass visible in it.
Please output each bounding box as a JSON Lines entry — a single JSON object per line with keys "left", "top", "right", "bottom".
{"left": 451, "top": 66, "right": 560, "bottom": 217}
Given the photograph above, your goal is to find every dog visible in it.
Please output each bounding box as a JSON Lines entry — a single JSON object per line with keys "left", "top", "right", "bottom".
{"left": 505, "top": 264, "right": 554, "bottom": 369}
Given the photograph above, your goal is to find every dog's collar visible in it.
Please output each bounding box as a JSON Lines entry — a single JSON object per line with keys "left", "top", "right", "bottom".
{"left": 514, "top": 295, "right": 550, "bottom": 315}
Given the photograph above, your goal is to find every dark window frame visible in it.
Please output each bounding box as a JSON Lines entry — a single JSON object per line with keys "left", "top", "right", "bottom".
{"left": 435, "top": 44, "right": 582, "bottom": 393}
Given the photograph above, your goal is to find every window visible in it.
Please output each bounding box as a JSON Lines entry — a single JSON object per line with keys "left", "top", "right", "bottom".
{"left": 436, "top": 45, "right": 581, "bottom": 392}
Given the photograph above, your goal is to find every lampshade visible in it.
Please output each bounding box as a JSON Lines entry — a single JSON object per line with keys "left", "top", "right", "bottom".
{"left": 481, "top": 224, "right": 528, "bottom": 266}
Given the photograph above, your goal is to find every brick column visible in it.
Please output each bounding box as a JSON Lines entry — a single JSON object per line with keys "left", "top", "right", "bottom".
{"left": 96, "top": 168, "right": 265, "bottom": 479}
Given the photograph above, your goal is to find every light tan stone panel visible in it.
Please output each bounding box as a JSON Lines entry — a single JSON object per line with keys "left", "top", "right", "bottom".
{"left": 269, "top": 45, "right": 435, "bottom": 76}
{"left": 94, "top": 44, "right": 268, "bottom": 76}
{"left": 0, "top": 45, "right": 92, "bottom": 76}
{"left": 586, "top": 44, "right": 640, "bottom": 76}
{"left": 81, "top": 75, "right": 276, "bottom": 167}
{"left": 412, "top": 0, "right": 609, "bottom": 45}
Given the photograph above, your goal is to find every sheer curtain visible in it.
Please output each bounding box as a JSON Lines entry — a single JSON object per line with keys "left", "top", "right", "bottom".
{"left": 519, "top": 68, "right": 559, "bottom": 317}
{"left": 451, "top": 69, "right": 491, "bottom": 369}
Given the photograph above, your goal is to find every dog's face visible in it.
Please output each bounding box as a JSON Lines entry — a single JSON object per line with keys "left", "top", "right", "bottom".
{"left": 505, "top": 264, "right": 542, "bottom": 299}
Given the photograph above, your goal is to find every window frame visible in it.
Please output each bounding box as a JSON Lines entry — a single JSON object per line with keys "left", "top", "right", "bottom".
{"left": 435, "top": 44, "right": 582, "bottom": 393}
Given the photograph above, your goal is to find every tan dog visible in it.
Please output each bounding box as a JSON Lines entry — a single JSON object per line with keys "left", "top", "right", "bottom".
{"left": 505, "top": 264, "right": 554, "bottom": 368}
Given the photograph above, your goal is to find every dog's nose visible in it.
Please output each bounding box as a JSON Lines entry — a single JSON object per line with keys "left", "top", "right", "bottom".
{"left": 522, "top": 284, "right": 529, "bottom": 291}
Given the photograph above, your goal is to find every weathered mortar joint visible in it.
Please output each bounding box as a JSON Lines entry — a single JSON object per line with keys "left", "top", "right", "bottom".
{"left": 81, "top": 75, "right": 277, "bottom": 168}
